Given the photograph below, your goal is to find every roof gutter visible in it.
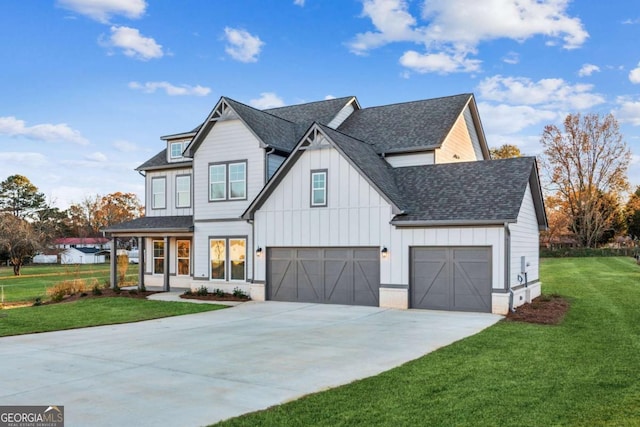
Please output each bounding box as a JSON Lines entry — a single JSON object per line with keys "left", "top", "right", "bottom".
{"left": 390, "top": 219, "right": 516, "bottom": 227}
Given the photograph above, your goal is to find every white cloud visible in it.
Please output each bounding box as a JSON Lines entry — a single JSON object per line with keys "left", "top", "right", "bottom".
{"left": 102, "top": 26, "right": 163, "bottom": 60}
{"left": 128, "top": 81, "right": 211, "bottom": 96}
{"left": 113, "top": 140, "right": 138, "bottom": 152}
{"left": 0, "top": 116, "right": 89, "bottom": 145}
{"left": 0, "top": 152, "right": 48, "bottom": 167}
{"left": 249, "top": 92, "right": 285, "bottom": 109}
{"left": 57, "top": 0, "right": 146, "bottom": 23}
{"left": 85, "top": 152, "right": 108, "bottom": 162}
{"left": 477, "top": 75, "right": 605, "bottom": 110}
{"left": 629, "top": 63, "right": 640, "bottom": 84}
{"left": 293, "top": 0, "right": 305, "bottom": 5}
{"left": 224, "top": 27, "right": 264, "bottom": 63}
{"left": 399, "top": 50, "right": 481, "bottom": 74}
{"left": 324, "top": 95, "right": 337, "bottom": 100}
{"left": 503, "top": 51, "right": 519, "bottom": 65}
{"left": 478, "top": 102, "right": 557, "bottom": 135}
{"left": 614, "top": 97, "right": 640, "bottom": 126}
{"left": 349, "top": 0, "right": 588, "bottom": 74}
{"left": 578, "top": 63, "right": 600, "bottom": 77}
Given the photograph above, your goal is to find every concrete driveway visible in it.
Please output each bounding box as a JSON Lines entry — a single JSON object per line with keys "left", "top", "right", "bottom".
{"left": 0, "top": 301, "right": 501, "bottom": 426}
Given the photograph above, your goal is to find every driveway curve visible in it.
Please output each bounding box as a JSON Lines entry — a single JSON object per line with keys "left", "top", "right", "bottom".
{"left": 0, "top": 301, "right": 501, "bottom": 426}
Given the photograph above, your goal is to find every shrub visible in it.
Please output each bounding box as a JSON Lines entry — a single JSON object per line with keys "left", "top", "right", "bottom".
{"left": 213, "top": 288, "right": 225, "bottom": 297}
{"left": 196, "top": 285, "right": 209, "bottom": 296}
{"left": 92, "top": 284, "right": 103, "bottom": 296}
{"left": 182, "top": 289, "right": 193, "bottom": 296}
{"left": 117, "top": 255, "right": 129, "bottom": 286}
{"left": 47, "top": 279, "right": 88, "bottom": 301}
{"left": 232, "top": 287, "right": 249, "bottom": 299}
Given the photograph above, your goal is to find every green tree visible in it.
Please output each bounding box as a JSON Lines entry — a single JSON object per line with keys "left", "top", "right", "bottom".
{"left": 541, "top": 113, "right": 630, "bottom": 248}
{"left": 625, "top": 186, "right": 640, "bottom": 240}
{"left": 0, "top": 175, "right": 46, "bottom": 219}
{"left": 490, "top": 144, "right": 522, "bottom": 159}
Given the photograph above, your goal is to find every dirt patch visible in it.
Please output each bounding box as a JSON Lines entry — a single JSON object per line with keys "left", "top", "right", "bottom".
{"left": 505, "top": 294, "right": 569, "bottom": 325}
{"left": 180, "top": 293, "right": 250, "bottom": 302}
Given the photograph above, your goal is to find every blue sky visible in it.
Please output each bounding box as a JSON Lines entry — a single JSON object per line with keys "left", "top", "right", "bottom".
{"left": 1, "top": 0, "right": 639, "bottom": 209}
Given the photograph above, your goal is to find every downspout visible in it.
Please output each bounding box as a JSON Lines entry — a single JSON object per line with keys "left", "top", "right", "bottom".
{"left": 505, "top": 222, "right": 514, "bottom": 312}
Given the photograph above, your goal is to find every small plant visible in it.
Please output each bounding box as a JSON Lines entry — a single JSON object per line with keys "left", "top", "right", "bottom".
{"left": 47, "top": 279, "right": 88, "bottom": 302}
{"left": 232, "top": 287, "right": 249, "bottom": 299}
{"left": 92, "top": 284, "right": 103, "bottom": 296}
{"left": 33, "top": 297, "right": 42, "bottom": 306}
{"left": 139, "top": 283, "right": 146, "bottom": 292}
{"left": 182, "top": 289, "right": 193, "bottom": 296}
{"left": 117, "top": 254, "right": 129, "bottom": 286}
{"left": 113, "top": 284, "right": 121, "bottom": 294}
{"left": 196, "top": 285, "right": 209, "bottom": 296}
{"left": 213, "top": 288, "right": 225, "bottom": 297}
{"left": 129, "top": 289, "right": 138, "bottom": 295}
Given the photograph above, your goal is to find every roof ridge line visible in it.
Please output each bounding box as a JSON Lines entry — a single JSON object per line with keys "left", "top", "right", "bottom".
{"left": 222, "top": 96, "right": 298, "bottom": 126}
{"left": 358, "top": 93, "right": 472, "bottom": 111}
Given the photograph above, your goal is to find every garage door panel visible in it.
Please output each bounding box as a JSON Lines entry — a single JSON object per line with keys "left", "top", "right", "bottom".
{"left": 267, "top": 247, "right": 379, "bottom": 306}
{"left": 412, "top": 247, "right": 491, "bottom": 312}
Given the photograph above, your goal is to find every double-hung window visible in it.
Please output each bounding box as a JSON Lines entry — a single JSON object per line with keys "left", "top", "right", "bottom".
{"left": 169, "top": 141, "right": 188, "bottom": 160}
{"left": 152, "top": 177, "right": 166, "bottom": 209}
{"left": 153, "top": 240, "right": 164, "bottom": 274}
{"left": 210, "top": 238, "right": 246, "bottom": 281}
{"left": 177, "top": 240, "right": 190, "bottom": 276}
{"left": 176, "top": 175, "right": 191, "bottom": 208}
{"left": 311, "top": 170, "right": 327, "bottom": 207}
{"left": 209, "top": 161, "right": 246, "bottom": 201}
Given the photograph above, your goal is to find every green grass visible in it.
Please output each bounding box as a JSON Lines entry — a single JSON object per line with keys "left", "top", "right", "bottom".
{"left": 0, "top": 264, "right": 136, "bottom": 302}
{"left": 214, "top": 257, "right": 640, "bottom": 426}
{"left": 0, "top": 297, "right": 225, "bottom": 337}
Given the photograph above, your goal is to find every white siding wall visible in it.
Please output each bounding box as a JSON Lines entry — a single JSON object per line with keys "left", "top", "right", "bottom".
{"left": 253, "top": 144, "right": 506, "bottom": 291}
{"left": 191, "top": 220, "right": 253, "bottom": 283}
{"left": 436, "top": 110, "right": 480, "bottom": 164}
{"left": 192, "top": 119, "right": 265, "bottom": 220}
{"left": 508, "top": 183, "right": 540, "bottom": 285}
{"left": 463, "top": 107, "right": 486, "bottom": 159}
{"left": 327, "top": 103, "right": 355, "bottom": 128}
{"left": 145, "top": 167, "right": 193, "bottom": 217}
{"left": 384, "top": 152, "right": 434, "bottom": 167}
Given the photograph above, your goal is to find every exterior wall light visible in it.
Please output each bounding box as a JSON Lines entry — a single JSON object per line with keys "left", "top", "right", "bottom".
{"left": 381, "top": 247, "right": 388, "bottom": 258}
{"left": 256, "top": 247, "right": 263, "bottom": 257}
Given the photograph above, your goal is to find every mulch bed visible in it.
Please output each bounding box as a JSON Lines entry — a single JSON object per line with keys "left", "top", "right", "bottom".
{"left": 505, "top": 294, "right": 569, "bottom": 325}
{"left": 42, "top": 288, "right": 160, "bottom": 305}
{"left": 180, "top": 293, "right": 251, "bottom": 302}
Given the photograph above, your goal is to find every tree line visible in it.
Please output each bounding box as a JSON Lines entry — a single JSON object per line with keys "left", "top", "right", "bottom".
{"left": 492, "top": 112, "right": 638, "bottom": 250}
{"left": 0, "top": 174, "right": 143, "bottom": 275}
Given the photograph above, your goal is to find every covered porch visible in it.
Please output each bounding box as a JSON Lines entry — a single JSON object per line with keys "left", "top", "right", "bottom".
{"left": 102, "top": 216, "right": 194, "bottom": 291}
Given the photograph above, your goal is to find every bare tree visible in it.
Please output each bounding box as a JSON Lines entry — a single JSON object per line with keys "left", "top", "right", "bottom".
{"left": 0, "top": 213, "right": 45, "bottom": 275}
{"left": 541, "top": 113, "right": 630, "bottom": 248}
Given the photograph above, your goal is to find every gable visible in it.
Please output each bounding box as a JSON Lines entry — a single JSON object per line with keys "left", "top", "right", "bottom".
{"left": 436, "top": 108, "right": 481, "bottom": 163}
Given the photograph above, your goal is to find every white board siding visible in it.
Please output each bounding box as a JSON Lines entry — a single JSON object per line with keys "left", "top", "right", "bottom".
{"left": 463, "top": 107, "right": 486, "bottom": 159}
{"left": 192, "top": 119, "right": 265, "bottom": 220}
{"left": 436, "top": 109, "right": 480, "bottom": 164}
{"left": 252, "top": 144, "right": 506, "bottom": 292}
{"left": 327, "top": 103, "right": 355, "bottom": 129}
{"left": 191, "top": 220, "right": 253, "bottom": 282}
{"left": 145, "top": 168, "right": 193, "bottom": 217}
{"left": 384, "top": 152, "right": 434, "bottom": 167}
{"left": 508, "top": 183, "right": 540, "bottom": 286}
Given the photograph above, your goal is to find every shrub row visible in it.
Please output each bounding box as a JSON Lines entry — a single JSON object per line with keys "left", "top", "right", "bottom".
{"left": 540, "top": 247, "right": 637, "bottom": 258}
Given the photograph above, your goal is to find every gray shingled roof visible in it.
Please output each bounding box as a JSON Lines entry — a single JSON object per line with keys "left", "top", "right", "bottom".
{"left": 338, "top": 94, "right": 471, "bottom": 153}
{"left": 136, "top": 149, "right": 192, "bottom": 171}
{"left": 317, "top": 124, "right": 405, "bottom": 210}
{"left": 391, "top": 157, "right": 537, "bottom": 224}
{"left": 102, "top": 216, "right": 194, "bottom": 233}
{"left": 265, "top": 96, "right": 355, "bottom": 128}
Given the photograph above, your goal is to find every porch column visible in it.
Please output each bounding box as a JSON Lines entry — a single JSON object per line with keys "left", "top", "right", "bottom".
{"left": 163, "top": 236, "right": 170, "bottom": 292}
{"left": 138, "top": 237, "right": 145, "bottom": 291}
{"left": 110, "top": 236, "right": 117, "bottom": 289}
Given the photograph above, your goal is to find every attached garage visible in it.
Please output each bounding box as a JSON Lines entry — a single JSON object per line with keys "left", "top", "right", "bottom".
{"left": 411, "top": 247, "right": 492, "bottom": 312}
{"left": 267, "top": 247, "right": 379, "bottom": 306}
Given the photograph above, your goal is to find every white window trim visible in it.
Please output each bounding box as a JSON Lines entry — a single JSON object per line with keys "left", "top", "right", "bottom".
{"left": 228, "top": 162, "right": 247, "bottom": 200}
{"left": 169, "top": 141, "right": 188, "bottom": 161}
{"left": 151, "top": 177, "right": 166, "bottom": 209}
{"left": 208, "top": 160, "right": 247, "bottom": 202}
{"left": 209, "top": 164, "right": 227, "bottom": 201}
{"left": 175, "top": 175, "right": 191, "bottom": 208}
{"left": 310, "top": 170, "right": 327, "bottom": 207}
{"left": 152, "top": 240, "right": 164, "bottom": 275}
{"left": 209, "top": 237, "right": 246, "bottom": 281}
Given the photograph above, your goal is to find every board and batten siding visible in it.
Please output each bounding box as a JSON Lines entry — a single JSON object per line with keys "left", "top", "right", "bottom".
{"left": 253, "top": 143, "right": 506, "bottom": 292}
{"left": 191, "top": 220, "right": 253, "bottom": 282}
{"left": 254, "top": 144, "right": 394, "bottom": 281}
{"left": 508, "top": 183, "right": 540, "bottom": 285}
{"left": 436, "top": 107, "right": 481, "bottom": 164}
{"left": 192, "top": 119, "right": 265, "bottom": 220}
{"left": 145, "top": 168, "right": 193, "bottom": 217}
{"left": 384, "top": 152, "right": 434, "bottom": 167}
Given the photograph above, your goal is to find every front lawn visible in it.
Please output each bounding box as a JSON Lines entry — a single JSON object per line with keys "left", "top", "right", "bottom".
{"left": 0, "top": 298, "right": 225, "bottom": 337}
{"left": 215, "top": 257, "right": 640, "bottom": 426}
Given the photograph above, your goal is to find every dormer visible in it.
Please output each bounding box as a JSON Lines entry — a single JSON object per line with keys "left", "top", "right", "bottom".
{"left": 160, "top": 126, "right": 200, "bottom": 163}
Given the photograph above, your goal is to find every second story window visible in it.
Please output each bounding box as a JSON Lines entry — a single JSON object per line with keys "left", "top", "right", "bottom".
{"left": 176, "top": 175, "right": 191, "bottom": 208}
{"left": 152, "top": 177, "right": 166, "bottom": 209}
{"left": 311, "top": 170, "right": 327, "bottom": 207}
{"left": 209, "top": 161, "right": 247, "bottom": 202}
{"left": 169, "top": 141, "right": 188, "bottom": 161}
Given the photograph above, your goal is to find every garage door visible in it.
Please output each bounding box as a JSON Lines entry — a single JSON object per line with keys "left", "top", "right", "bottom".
{"left": 267, "top": 247, "right": 379, "bottom": 306}
{"left": 411, "top": 247, "right": 491, "bottom": 312}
